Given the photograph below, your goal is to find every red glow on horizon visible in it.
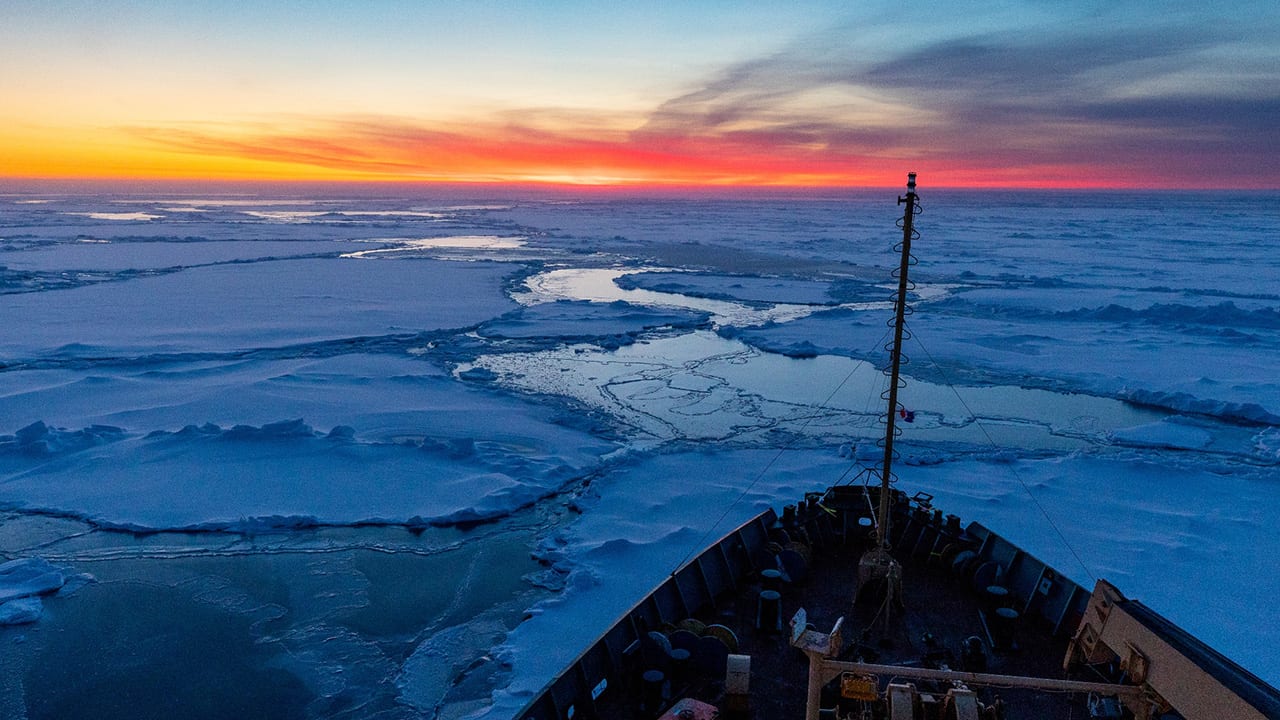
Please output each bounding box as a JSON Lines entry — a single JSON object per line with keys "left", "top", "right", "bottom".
{"left": 3, "top": 118, "right": 1271, "bottom": 191}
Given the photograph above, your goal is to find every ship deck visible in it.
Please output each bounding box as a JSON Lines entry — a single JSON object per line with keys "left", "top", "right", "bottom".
{"left": 592, "top": 496, "right": 1101, "bottom": 719}
{"left": 714, "top": 544, "right": 1082, "bottom": 718}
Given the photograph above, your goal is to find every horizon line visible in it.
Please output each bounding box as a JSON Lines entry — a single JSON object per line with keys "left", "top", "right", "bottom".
{"left": 2, "top": 175, "right": 1273, "bottom": 196}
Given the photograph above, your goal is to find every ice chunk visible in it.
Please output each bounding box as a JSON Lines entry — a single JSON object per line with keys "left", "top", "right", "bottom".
{"left": 2, "top": 421, "right": 126, "bottom": 456}
{"left": 0, "top": 596, "right": 43, "bottom": 625}
{"left": 0, "top": 557, "right": 66, "bottom": 603}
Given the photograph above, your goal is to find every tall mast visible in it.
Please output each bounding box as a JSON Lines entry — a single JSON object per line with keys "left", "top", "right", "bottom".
{"left": 875, "top": 171, "right": 917, "bottom": 551}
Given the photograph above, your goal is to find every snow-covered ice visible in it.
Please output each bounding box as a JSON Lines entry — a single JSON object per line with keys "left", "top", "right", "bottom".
{"left": 0, "top": 188, "right": 1277, "bottom": 717}
{"left": 0, "top": 557, "right": 82, "bottom": 626}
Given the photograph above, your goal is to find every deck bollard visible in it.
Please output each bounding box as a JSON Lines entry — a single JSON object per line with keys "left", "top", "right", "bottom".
{"left": 642, "top": 669, "right": 666, "bottom": 713}
{"left": 757, "top": 590, "right": 781, "bottom": 633}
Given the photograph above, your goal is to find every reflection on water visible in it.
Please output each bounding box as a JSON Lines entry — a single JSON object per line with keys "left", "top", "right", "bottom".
{"left": 519, "top": 267, "right": 961, "bottom": 329}
{"left": 466, "top": 330, "right": 1168, "bottom": 451}
{"left": 495, "top": 267, "right": 1174, "bottom": 452}
{"left": 520, "top": 267, "right": 887, "bottom": 327}
{"left": 341, "top": 236, "right": 527, "bottom": 259}
{"left": 65, "top": 212, "right": 162, "bottom": 221}
{"left": 248, "top": 210, "right": 448, "bottom": 222}
{"left": 118, "top": 199, "right": 323, "bottom": 207}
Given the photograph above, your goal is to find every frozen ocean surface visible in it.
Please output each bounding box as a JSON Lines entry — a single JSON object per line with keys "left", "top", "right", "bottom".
{"left": 0, "top": 187, "right": 1277, "bottom": 718}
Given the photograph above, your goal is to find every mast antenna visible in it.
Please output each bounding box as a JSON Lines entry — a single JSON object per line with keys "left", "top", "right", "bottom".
{"left": 877, "top": 171, "right": 917, "bottom": 551}
{"left": 856, "top": 172, "right": 918, "bottom": 630}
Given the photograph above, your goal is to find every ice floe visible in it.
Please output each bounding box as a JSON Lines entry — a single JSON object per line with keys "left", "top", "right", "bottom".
{"left": 0, "top": 557, "right": 89, "bottom": 626}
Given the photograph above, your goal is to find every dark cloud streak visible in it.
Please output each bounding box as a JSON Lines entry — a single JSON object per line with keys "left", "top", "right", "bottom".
{"left": 635, "top": 16, "right": 1279, "bottom": 185}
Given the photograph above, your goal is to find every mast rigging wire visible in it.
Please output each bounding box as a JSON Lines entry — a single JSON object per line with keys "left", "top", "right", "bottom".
{"left": 907, "top": 327, "right": 1099, "bottom": 584}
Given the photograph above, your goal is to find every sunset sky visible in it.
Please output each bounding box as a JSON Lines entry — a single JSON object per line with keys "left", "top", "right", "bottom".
{"left": 2, "top": 1, "right": 1276, "bottom": 189}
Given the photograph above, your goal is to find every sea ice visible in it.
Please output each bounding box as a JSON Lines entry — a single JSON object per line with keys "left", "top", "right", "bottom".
{"left": 0, "top": 558, "right": 66, "bottom": 603}
{"left": 0, "top": 557, "right": 78, "bottom": 626}
{"left": 0, "top": 417, "right": 613, "bottom": 530}
{"left": 0, "top": 258, "right": 519, "bottom": 358}
{"left": 0, "top": 596, "right": 43, "bottom": 625}
{"left": 478, "top": 300, "right": 709, "bottom": 342}
{"left": 2, "top": 189, "right": 1277, "bottom": 716}
{"left": 1109, "top": 419, "right": 1213, "bottom": 450}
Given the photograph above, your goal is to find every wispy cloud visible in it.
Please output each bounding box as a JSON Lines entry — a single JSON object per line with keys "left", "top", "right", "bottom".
{"left": 126, "top": 13, "right": 1278, "bottom": 188}
{"left": 128, "top": 113, "right": 888, "bottom": 186}
{"left": 630, "top": 16, "right": 1279, "bottom": 186}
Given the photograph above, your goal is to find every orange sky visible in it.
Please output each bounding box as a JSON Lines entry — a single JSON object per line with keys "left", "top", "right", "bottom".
{"left": 4, "top": 117, "right": 1256, "bottom": 191}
